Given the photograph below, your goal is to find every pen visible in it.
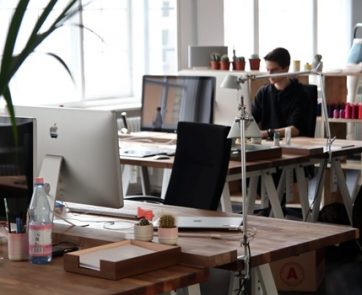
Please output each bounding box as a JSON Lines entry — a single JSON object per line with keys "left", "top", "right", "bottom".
{"left": 16, "top": 217, "right": 23, "bottom": 233}
{"left": 4, "top": 198, "right": 11, "bottom": 233}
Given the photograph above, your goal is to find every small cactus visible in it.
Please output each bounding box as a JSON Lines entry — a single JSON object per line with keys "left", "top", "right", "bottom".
{"left": 138, "top": 217, "right": 151, "bottom": 226}
{"left": 159, "top": 214, "right": 176, "bottom": 228}
{"left": 220, "top": 54, "right": 229, "bottom": 62}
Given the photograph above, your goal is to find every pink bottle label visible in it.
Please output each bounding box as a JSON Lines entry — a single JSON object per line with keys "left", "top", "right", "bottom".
{"left": 28, "top": 224, "right": 52, "bottom": 256}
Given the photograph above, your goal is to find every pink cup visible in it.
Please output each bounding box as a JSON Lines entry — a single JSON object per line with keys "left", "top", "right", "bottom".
{"left": 8, "top": 232, "right": 28, "bottom": 261}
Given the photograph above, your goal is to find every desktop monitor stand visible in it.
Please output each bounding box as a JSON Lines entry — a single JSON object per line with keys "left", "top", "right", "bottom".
{"left": 38, "top": 154, "right": 63, "bottom": 212}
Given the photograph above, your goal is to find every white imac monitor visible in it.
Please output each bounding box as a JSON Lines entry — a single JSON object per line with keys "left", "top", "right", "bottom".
{"left": 14, "top": 106, "right": 123, "bottom": 209}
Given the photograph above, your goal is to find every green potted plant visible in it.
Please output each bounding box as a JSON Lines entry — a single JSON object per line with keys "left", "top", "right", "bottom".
{"left": 209, "top": 52, "right": 221, "bottom": 70}
{"left": 0, "top": 0, "right": 83, "bottom": 139}
{"left": 134, "top": 217, "right": 154, "bottom": 242}
{"left": 157, "top": 214, "right": 178, "bottom": 245}
{"left": 234, "top": 56, "right": 245, "bottom": 71}
{"left": 220, "top": 54, "right": 230, "bottom": 71}
{"left": 249, "top": 53, "right": 261, "bottom": 71}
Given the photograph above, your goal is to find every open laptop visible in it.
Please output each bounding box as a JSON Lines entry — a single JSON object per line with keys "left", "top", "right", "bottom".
{"left": 119, "top": 145, "right": 176, "bottom": 158}
{"left": 153, "top": 216, "right": 243, "bottom": 231}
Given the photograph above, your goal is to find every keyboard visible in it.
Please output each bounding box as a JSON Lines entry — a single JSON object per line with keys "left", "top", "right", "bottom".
{"left": 65, "top": 202, "right": 138, "bottom": 219}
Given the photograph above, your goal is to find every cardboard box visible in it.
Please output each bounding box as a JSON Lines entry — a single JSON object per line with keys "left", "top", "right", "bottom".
{"left": 270, "top": 249, "right": 325, "bottom": 292}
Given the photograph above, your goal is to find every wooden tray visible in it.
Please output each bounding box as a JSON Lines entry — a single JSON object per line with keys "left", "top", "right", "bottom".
{"left": 64, "top": 240, "right": 181, "bottom": 280}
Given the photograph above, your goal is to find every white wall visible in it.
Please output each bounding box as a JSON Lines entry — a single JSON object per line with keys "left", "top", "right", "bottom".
{"left": 177, "top": 0, "right": 224, "bottom": 70}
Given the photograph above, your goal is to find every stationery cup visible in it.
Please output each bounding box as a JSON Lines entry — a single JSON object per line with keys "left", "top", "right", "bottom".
{"left": 7, "top": 232, "right": 28, "bottom": 261}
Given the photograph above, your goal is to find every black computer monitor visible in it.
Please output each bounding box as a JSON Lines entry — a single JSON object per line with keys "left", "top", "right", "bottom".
{"left": 0, "top": 117, "right": 35, "bottom": 221}
{"left": 140, "top": 75, "right": 215, "bottom": 133}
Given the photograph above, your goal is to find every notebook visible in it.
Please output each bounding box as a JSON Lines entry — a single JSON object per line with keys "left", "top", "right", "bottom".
{"left": 153, "top": 216, "right": 243, "bottom": 231}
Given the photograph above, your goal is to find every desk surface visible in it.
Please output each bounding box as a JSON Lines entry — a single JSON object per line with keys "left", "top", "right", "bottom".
{"left": 0, "top": 252, "right": 207, "bottom": 295}
{"left": 1, "top": 201, "right": 357, "bottom": 294}
{"left": 53, "top": 201, "right": 358, "bottom": 269}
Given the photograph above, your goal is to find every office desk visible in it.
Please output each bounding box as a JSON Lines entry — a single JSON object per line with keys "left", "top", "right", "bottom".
{"left": 120, "top": 152, "right": 313, "bottom": 218}
{"left": 49, "top": 201, "right": 358, "bottom": 295}
{"left": 0, "top": 255, "right": 208, "bottom": 295}
{"left": 285, "top": 137, "right": 362, "bottom": 223}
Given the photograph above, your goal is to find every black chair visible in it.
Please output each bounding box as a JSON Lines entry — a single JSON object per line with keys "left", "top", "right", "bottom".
{"left": 302, "top": 84, "right": 318, "bottom": 137}
{"left": 125, "top": 121, "right": 232, "bottom": 210}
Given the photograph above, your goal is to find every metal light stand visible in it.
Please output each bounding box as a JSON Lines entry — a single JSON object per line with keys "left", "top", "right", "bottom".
{"left": 224, "top": 70, "right": 333, "bottom": 294}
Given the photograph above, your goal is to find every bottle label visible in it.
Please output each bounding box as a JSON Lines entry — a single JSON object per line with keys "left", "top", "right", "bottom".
{"left": 28, "top": 224, "right": 52, "bottom": 256}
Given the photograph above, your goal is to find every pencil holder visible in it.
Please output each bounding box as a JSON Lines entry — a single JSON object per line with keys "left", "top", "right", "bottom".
{"left": 8, "top": 232, "right": 28, "bottom": 261}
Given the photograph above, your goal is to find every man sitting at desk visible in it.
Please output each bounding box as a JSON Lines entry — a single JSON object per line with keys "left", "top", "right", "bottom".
{"left": 252, "top": 47, "right": 309, "bottom": 139}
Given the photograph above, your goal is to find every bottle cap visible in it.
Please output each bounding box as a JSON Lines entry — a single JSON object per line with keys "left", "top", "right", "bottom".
{"left": 35, "top": 177, "right": 44, "bottom": 184}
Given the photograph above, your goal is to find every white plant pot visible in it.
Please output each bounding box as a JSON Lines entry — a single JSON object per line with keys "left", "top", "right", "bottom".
{"left": 158, "top": 227, "right": 178, "bottom": 245}
{"left": 134, "top": 224, "right": 154, "bottom": 242}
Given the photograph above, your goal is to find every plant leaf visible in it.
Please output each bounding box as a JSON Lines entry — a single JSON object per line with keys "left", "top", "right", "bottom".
{"left": 45, "top": 52, "right": 76, "bottom": 84}
{"left": 3, "top": 86, "right": 18, "bottom": 146}
{"left": 0, "top": 0, "right": 30, "bottom": 94}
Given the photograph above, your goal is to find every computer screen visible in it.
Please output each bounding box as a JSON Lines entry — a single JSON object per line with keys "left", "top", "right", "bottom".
{"left": 141, "top": 75, "right": 215, "bottom": 133}
{"left": 0, "top": 116, "right": 35, "bottom": 221}
{"left": 13, "top": 106, "right": 123, "bottom": 209}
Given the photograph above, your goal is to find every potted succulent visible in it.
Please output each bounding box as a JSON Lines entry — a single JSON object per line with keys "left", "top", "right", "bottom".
{"left": 157, "top": 214, "right": 178, "bottom": 245}
{"left": 220, "top": 54, "right": 230, "bottom": 71}
{"left": 134, "top": 217, "right": 154, "bottom": 242}
{"left": 249, "top": 53, "right": 261, "bottom": 71}
{"left": 209, "top": 52, "right": 221, "bottom": 70}
{"left": 234, "top": 56, "right": 246, "bottom": 71}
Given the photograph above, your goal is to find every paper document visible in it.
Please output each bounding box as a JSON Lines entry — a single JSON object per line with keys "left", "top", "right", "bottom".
{"left": 79, "top": 245, "right": 154, "bottom": 271}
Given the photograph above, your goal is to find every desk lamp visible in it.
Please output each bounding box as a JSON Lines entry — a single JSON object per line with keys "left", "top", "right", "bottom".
{"left": 221, "top": 74, "right": 260, "bottom": 293}
{"left": 221, "top": 70, "right": 333, "bottom": 293}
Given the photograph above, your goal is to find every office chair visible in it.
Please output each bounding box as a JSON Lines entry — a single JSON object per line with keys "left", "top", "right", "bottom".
{"left": 125, "top": 121, "right": 232, "bottom": 210}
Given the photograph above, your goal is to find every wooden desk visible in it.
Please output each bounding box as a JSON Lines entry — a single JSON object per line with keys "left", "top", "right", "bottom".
{"left": 0, "top": 255, "right": 207, "bottom": 295}
{"left": 285, "top": 137, "right": 362, "bottom": 223}
{"left": 48, "top": 201, "right": 358, "bottom": 295}
{"left": 1, "top": 201, "right": 355, "bottom": 294}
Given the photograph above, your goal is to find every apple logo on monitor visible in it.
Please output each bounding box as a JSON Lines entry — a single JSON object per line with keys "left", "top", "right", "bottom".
{"left": 50, "top": 123, "right": 58, "bottom": 138}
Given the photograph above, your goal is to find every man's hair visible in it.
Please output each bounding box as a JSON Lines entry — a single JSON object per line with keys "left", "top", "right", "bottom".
{"left": 264, "top": 47, "right": 290, "bottom": 68}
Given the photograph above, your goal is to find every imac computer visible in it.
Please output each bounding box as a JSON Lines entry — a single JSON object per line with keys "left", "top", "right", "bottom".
{"left": 13, "top": 106, "right": 124, "bottom": 211}
{"left": 0, "top": 117, "right": 35, "bottom": 221}
{"left": 141, "top": 75, "right": 215, "bottom": 133}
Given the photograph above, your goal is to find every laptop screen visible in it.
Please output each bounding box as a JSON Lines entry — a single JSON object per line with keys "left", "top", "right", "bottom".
{"left": 140, "top": 75, "right": 215, "bottom": 133}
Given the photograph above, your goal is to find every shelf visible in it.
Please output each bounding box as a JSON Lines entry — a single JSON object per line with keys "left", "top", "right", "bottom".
{"left": 317, "top": 117, "right": 362, "bottom": 123}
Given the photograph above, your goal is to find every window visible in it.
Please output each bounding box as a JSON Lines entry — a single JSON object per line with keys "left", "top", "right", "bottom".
{"left": 224, "top": 0, "right": 352, "bottom": 71}
{"left": 0, "top": 0, "right": 177, "bottom": 106}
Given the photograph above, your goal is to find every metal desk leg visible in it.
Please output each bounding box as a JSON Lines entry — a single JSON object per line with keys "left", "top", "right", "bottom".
{"left": 253, "top": 264, "right": 278, "bottom": 295}
{"left": 160, "top": 168, "right": 172, "bottom": 199}
{"left": 262, "top": 171, "right": 284, "bottom": 218}
{"left": 331, "top": 159, "right": 353, "bottom": 224}
{"left": 140, "top": 166, "right": 151, "bottom": 195}
{"left": 121, "top": 164, "right": 131, "bottom": 195}
{"left": 295, "top": 165, "right": 310, "bottom": 221}
{"left": 248, "top": 175, "right": 259, "bottom": 214}
{"left": 311, "top": 159, "right": 328, "bottom": 222}
{"left": 221, "top": 181, "right": 233, "bottom": 212}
